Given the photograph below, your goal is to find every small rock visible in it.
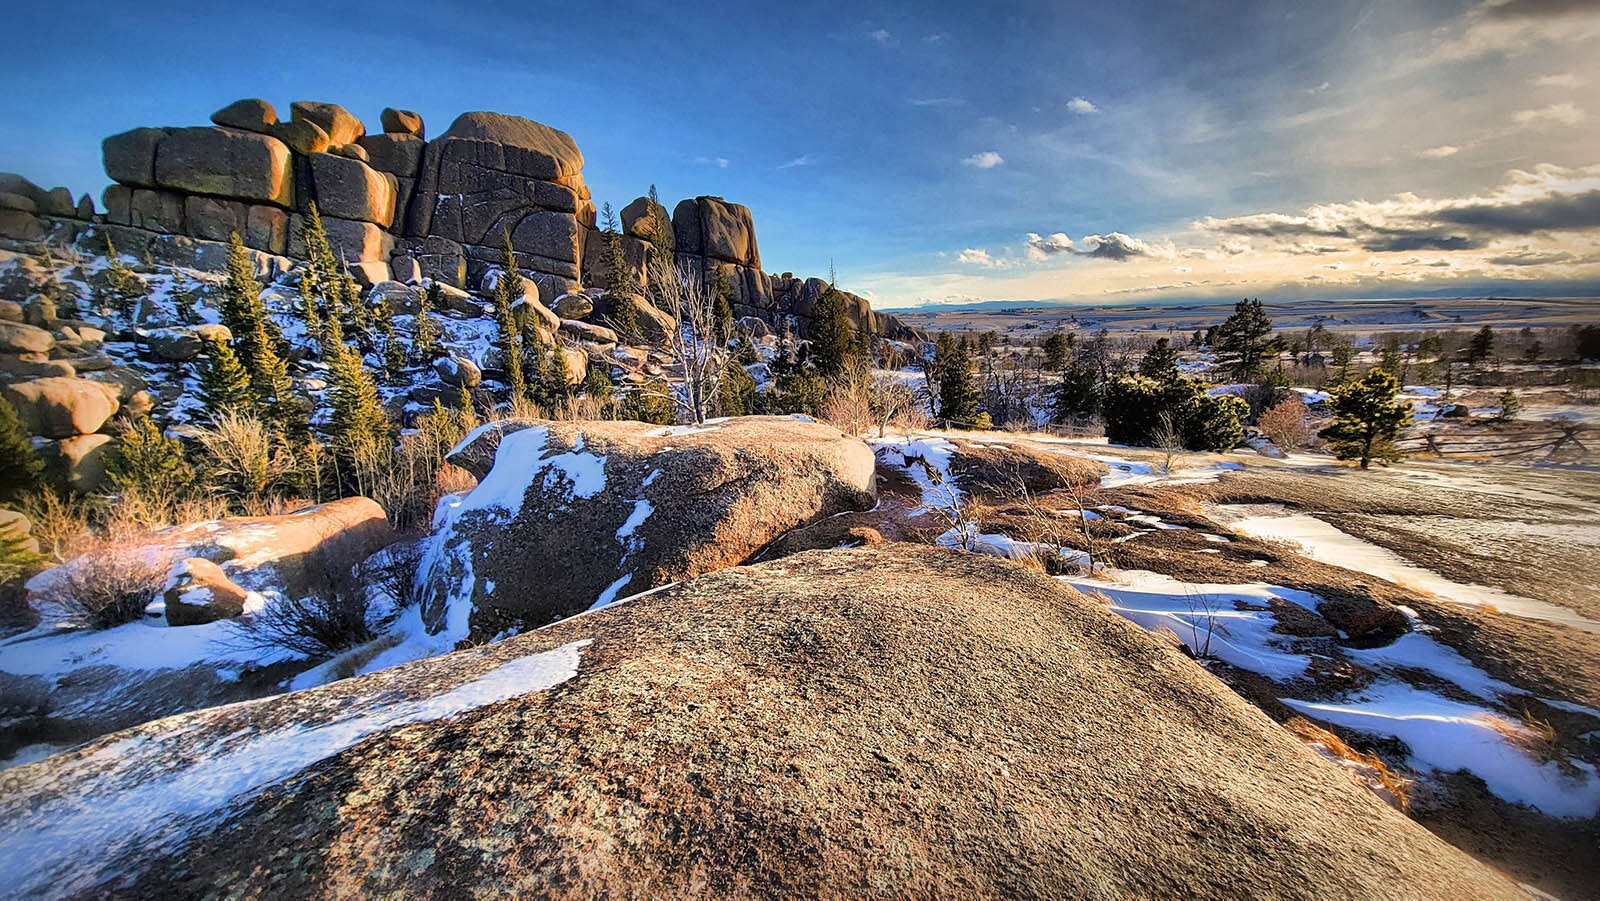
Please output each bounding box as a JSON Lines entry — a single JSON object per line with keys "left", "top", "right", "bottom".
{"left": 380, "top": 108, "right": 425, "bottom": 138}
{"left": 551, "top": 292, "right": 594, "bottom": 320}
{"left": 163, "top": 558, "right": 252, "bottom": 627}
{"left": 433, "top": 355, "right": 482, "bottom": 388}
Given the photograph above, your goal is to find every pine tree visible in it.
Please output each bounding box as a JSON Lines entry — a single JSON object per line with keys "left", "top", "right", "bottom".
{"left": 222, "top": 234, "right": 299, "bottom": 438}
{"left": 1138, "top": 337, "right": 1181, "bottom": 382}
{"left": 98, "top": 234, "right": 150, "bottom": 317}
{"left": 1051, "top": 360, "right": 1100, "bottom": 424}
{"left": 719, "top": 357, "right": 757, "bottom": 416}
{"left": 1214, "top": 298, "right": 1274, "bottom": 381}
{"left": 492, "top": 234, "right": 527, "bottom": 399}
{"left": 1042, "top": 332, "right": 1073, "bottom": 371}
{"left": 414, "top": 282, "right": 442, "bottom": 360}
{"left": 1319, "top": 367, "right": 1411, "bottom": 470}
{"left": 196, "top": 334, "right": 257, "bottom": 420}
{"left": 932, "top": 332, "right": 978, "bottom": 426}
{"left": 599, "top": 203, "right": 642, "bottom": 340}
{"left": 643, "top": 185, "right": 676, "bottom": 312}
{"left": 1495, "top": 389, "right": 1520, "bottom": 422}
{"left": 0, "top": 396, "right": 45, "bottom": 504}
{"left": 1468, "top": 325, "right": 1495, "bottom": 366}
{"left": 325, "top": 339, "right": 390, "bottom": 489}
{"left": 808, "top": 282, "right": 855, "bottom": 379}
{"left": 106, "top": 416, "right": 193, "bottom": 500}
{"left": 298, "top": 203, "right": 359, "bottom": 336}
{"left": 710, "top": 265, "right": 735, "bottom": 344}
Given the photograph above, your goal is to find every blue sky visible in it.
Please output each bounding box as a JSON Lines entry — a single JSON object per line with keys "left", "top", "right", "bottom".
{"left": 2, "top": 0, "right": 1597, "bottom": 308}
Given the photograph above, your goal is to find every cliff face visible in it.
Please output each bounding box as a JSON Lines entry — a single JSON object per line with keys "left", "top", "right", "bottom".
{"left": 1, "top": 98, "right": 918, "bottom": 340}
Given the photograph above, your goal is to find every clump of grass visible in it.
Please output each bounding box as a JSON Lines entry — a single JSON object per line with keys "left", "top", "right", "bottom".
{"left": 1287, "top": 716, "right": 1412, "bottom": 812}
{"left": 1479, "top": 709, "right": 1559, "bottom": 765}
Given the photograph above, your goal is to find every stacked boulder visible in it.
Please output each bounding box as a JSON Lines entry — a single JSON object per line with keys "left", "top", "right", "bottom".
{"left": 770, "top": 273, "right": 922, "bottom": 342}
{"left": 397, "top": 111, "right": 595, "bottom": 301}
{"left": 0, "top": 173, "right": 96, "bottom": 246}
{"left": 671, "top": 196, "right": 774, "bottom": 318}
{"left": 100, "top": 99, "right": 406, "bottom": 279}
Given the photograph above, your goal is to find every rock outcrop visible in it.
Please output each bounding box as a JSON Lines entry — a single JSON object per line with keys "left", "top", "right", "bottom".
{"left": 26, "top": 497, "right": 394, "bottom": 611}
{"left": 417, "top": 416, "right": 876, "bottom": 639}
{"left": 0, "top": 546, "right": 1525, "bottom": 899}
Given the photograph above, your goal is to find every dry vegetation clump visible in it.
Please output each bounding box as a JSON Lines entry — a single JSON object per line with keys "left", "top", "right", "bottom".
{"left": 1286, "top": 716, "right": 1412, "bottom": 812}
{"left": 1479, "top": 709, "right": 1561, "bottom": 766}
{"left": 49, "top": 543, "right": 168, "bottom": 629}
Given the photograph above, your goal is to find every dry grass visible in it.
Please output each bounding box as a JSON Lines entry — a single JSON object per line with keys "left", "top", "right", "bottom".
{"left": 1286, "top": 716, "right": 1412, "bottom": 812}
{"left": 1479, "top": 710, "right": 1560, "bottom": 765}
{"left": 18, "top": 492, "right": 96, "bottom": 563}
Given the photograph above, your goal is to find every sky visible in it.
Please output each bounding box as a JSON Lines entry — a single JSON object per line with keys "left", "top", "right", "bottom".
{"left": 1, "top": 0, "right": 1597, "bottom": 310}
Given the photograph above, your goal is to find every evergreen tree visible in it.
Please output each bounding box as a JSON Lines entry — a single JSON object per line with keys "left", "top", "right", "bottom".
{"left": 1495, "top": 389, "right": 1520, "bottom": 422}
{"left": 719, "top": 357, "right": 757, "bottom": 416}
{"left": 932, "top": 332, "right": 978, "bottom": 426}
{"left": 1051, "top": 360, "right": 1101, "bottom": 424}
{"left": 298, "top": 203, "right": 360, "bottom": 336}
{"left": 491, "top": 237, "right": 527, "bottom": 400}
{"left": 599, "top": 203, "right": 641, "bottom": 338}
{"left": 1214, "top": 299, "right": 1274, "bottom": 381}
{"left": 106, "top": 416, "right": 193, "bottom": 500}
{"left": 414, "top": 282, "right": 442, "bottom": 360}
{"left": 1467, "top": 325, "right": 1495, "bottom": 365}
{"left": 222, "top": 234, "right": 299, "bottom": 438}
{"left": 643, "top": 185, "right": 676, "bottom": 312}
{"left": 710, "top": 265, "right": 735, "bottom": 344}
{"left": 170, "top": 272, "right": 200, "bottom": 324}
{"left": 622, "top": 376, "right": 678, "bottom": 425}
{"left": 98, "top": 234, "right": 150, "bottom": 317}
{"left": 325, "top": 339, "right": 390, "bottom": 486}
{"left": 0, "top": 396, "right": 45, "bottom": 504}
{"left": 196, "top": 334, "right": 257, "bottom": 420}
{"left": 1319, "top": 367, "right": 1411, "bottom": 470}
{"left": 1102, "top": 375, "right": 1246, "bottom": 452}
{"left": 1329, "top": 337, "right": 1355, "bottom": 385}
{"left": 1042, "top": 331, "right": 1073, "bottom": 370}
{"left": 1577, "top": 325, "right": 1600, "bottom": 361}
{"left": 546, "top": 340, "right": 573, "bottom": 405}
{"left": 1138, "top": 337, "right": 1181, "bottom": 382}
{"left": 808, "top": 282, "right": 856, "bottom": 379}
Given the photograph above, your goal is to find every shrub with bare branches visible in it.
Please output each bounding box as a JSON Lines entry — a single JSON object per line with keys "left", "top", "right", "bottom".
{"left": 50, "top": 545, "right": 168, "bottom": 629}
{"left": 1258, "top": 395, "right": 1313, "bottom": 451}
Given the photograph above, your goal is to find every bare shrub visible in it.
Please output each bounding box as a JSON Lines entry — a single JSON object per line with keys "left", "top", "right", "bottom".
{"left": 371, "top": 401, "right": 481, "bottom": 535}
{"left": 235, "top": 591, "right": 378, "bottom": 658}
{"left": 194, "top": 410, "right": 296, "bottom": 506}
{"left": 1153, "top": 412, "right": 1184, "bottom": 476}
{"left": 102, "top": 486, "right": 229, "bottom": 541}
{"left": 819, "top": 357, "right": 874, "bottom": 436}
{"left": 870, "top": 374, "right": 917, "bottom": 438}
{"left": 1258, "top": 395, "right": 1312, "bottom": 451}
{"left": 51, "top": 544, "right": 168, "bottom": 629}
{"left": 19, "top": 492, "right": 95, "bottom": 563}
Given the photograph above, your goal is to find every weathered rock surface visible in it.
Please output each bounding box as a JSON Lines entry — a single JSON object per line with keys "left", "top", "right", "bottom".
{"left": 161, "top": 557, "right": 253, "bottom": 626}
{"left": 152, "top": 127, "right": 294, "bottom": 207}
{"left": 1, "top": 377, "right": 118, "bottom": 438}
{"left": 418, "top": 416, "right": 876, "bottom": 638}
{"left": 289, "top": 101, "right": 365, "bottom": 148}
{"left": 40, "top": 433, "right": 113, "bottom": 493}
{"left": 0, "top": 547, "right": 1525, "bottom": 899}
{"left": 0, "top": 320, "right": 54, "bottom": 355}
{"left": 210, "top": 99, "right": 277, "bottom": 134}
{"left": 380, "top": 107, "right": 424, "bottom": 138}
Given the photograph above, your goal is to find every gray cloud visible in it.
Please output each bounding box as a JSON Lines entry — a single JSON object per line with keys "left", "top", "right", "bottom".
{"left": 1078, "top": 232, "right": 1156, "bottom": 261}
{"left": 1198, "top": 164, "right": 1600, "bottom": 253}
{"left": 1481, "top": 0, "right": 1599, "bottom": 20}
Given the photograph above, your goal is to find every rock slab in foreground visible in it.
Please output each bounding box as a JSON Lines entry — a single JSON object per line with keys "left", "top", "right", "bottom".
{"left": 0, "top": 546, "right": 1523, "bottom": 899}
{"left": 418, "top": 415, "right": 876, "bottom": 639}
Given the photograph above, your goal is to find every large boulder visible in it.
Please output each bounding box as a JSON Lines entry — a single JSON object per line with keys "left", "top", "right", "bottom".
{"left": 25, "top": 497, "right": 394, "bottom": 607}
{"left": 41, "top": 433, "right": 113, "bottom": 494}
{"left": 417, "top": 416, "right": 876, "bottom": 638}
{"left": 405, "top": 112, "right": 587, "bottom": 283}
{"left": 210, "top": 98, "right": 278, "bottom": 134}
{"left": 0, "top": 320, "right": 53, "bottom": 355}
{"left": 152, "top": 127, "right": 294, "bottom": 207}
{"left": 1, "top": 377, "right": 119, "bottom": 438}
{"left": 0, "top": 547, "right": 1527, "bottom": 899}
{"left": 550, "top": 292, "right": 593, "bottom": 319}
{"left": 287, "top": 213, "right": 392, "bottom": 262}
{"left": 307, "top": 152, "right": 396, "bottom": 227}
{"left": 620, "top": 195, "right": 670, "bottom": 241}
{"left": 380, "top": 107, "right": 425, "bottom": 138}
{"left": 161, "top": 557, "right": 252, "bottom": 626}
{"left": 672, "top": 195, "right": 760, "bottom": 267}
{"left": 289, "top": 101, "right": 365, "bottom": 147}
{"left": 102, "top": 127, "right": 168, "bottom": 188}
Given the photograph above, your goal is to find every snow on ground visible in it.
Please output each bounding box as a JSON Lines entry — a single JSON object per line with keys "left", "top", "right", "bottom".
{"left": 1284, "top": 687, "right": 1600, "bottom": 818}
{"left": 869, "top": 436, "right": 960, "bottom": 509}
{"left": 0, "top": 617, "right": 303, "bottom": 681}
{"left": 1214, "top": 504, "right": 1600, "bottom": 634}
{"left": 1091, "top": 454, "right": 1244, "bottom": 488}
{"left": 1052, "top": 565, "right": 1600, "bottom": 817}
{"left": 0, "top": 640, "right": 593, "bottom": 898}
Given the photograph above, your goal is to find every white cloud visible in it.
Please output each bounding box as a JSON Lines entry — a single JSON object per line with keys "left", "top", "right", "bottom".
{"left": 1532, "top": 72, "right": 1585, "bottom": 88}
{"left": 909, "top": 97, "right": 964, "bottom": 107}
{"left": 1513, "top": 102, "right": 1585, "bottom": 125}
{"left": 778, "top": 155, "right": 812, "bottom": 170}
{"left": 1418, "top": 145, "right": 1460, "bottom": 159}
{"left": 1066, "top": 96, "right": 1098, "bottom": 115}
{"left": 957, "top": 248, "right": 1001, "bottom": 267}
{"left": 867, "top": 28, "right": 892, "bottom": 45}
{"left": 962, "top": 151, "right": 1004, "bottom": 169}
{"left": 1307, "top": 81, "right": 1332, "bottom": 94}
{"left": 693, "top": 156, "right": 729, "bottom": 168}
{"left": 1024, "top": 232, "right": 1075, "bottom": 260}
